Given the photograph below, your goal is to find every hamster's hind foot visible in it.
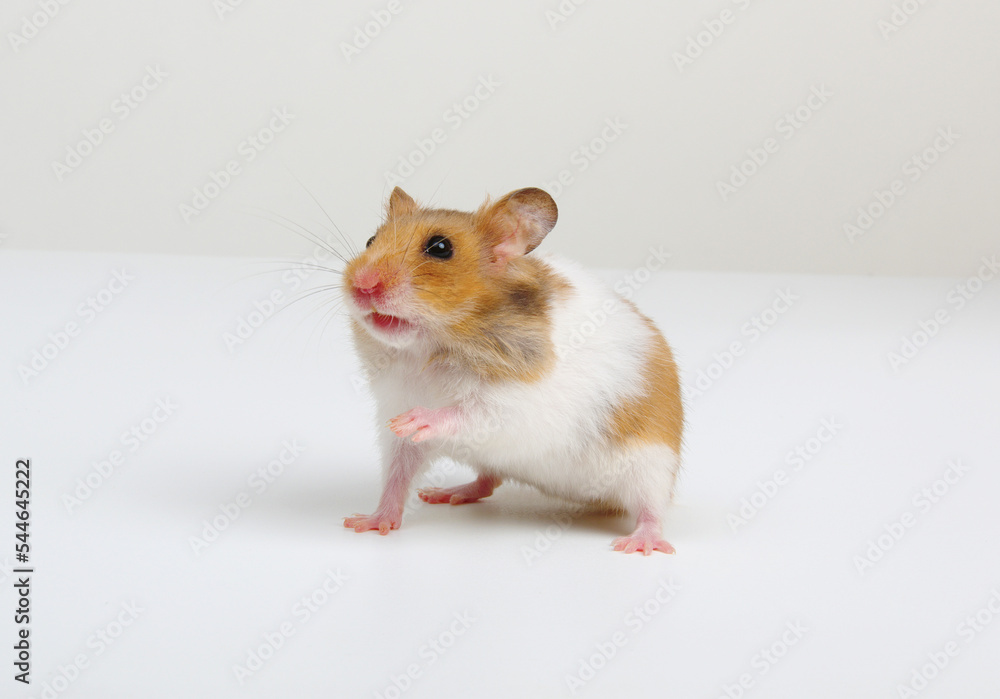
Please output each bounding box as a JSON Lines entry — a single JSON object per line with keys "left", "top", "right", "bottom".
{"left": 418, "top": 474, "right": 502, "bottom": 505}
{"left": 612, "top": 507, "right": 676, "bottom": 555}
{"left": 612, "top": 534, "right": 675, "bottom": 556}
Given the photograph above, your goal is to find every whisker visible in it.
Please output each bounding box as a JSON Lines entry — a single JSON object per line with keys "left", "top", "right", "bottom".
{"left": 233, "top": 260, "right": 345, "bottom": 281}
{"left": 303, "top": 296, "right": 347, "bottom": 350}
{"left": 408, "top": 258, "right": 437, "bottom": 276}
{"left": 246, "top": 209, "right": 351, "bottom": 266}
{"left": 315, "top": 300, "right": 348, "bottom": 346}
{"left": 280, "top": 290, "right": 348, "bottom": 351}
{"left": 288, "top": 302, "right": 342, "bottom": 361}
{"left": 264, "top": 286, "right": 344, "bottom": 324}
{"left": 403, "top": 219, "right": 416, "bottom": 259}
{"left": 426, "top": 175, "right": 449, "bottom": 208}
{"left": 283, "top": 166, "right": 359, "bottom": 258}
{"left": 303, "top": 300, "right": 333, "bottom": 349}
{"left": 212, "top": 261, "right": 337, "bottom": 302}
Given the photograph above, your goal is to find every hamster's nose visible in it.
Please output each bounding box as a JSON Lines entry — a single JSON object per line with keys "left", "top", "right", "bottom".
{"left": 353, "top": 267, "right": 383, "bottom": 297}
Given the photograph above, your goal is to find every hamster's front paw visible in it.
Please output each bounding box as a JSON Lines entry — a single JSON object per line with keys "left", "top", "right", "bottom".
{"left": 389, "top": 406, "right": 460, "bottom": 443}
{"left": 343, "top": 512, "right": 400, "bottom": 535}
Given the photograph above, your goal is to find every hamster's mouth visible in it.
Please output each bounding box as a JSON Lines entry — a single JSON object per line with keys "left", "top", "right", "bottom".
{"left": 366, "top": 311, "right": 415, "bottom": 334}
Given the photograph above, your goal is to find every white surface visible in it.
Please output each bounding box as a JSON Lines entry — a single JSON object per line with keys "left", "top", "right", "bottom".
{"left": 1, "top": 1, "right": 999, "bottom": 274}
{"left": 1, "top": 250, "right": 999, "bottom": 698}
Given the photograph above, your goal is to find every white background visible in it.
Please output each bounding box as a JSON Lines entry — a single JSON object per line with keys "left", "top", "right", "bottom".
{"left": 2, "top": 2, "right": 1000, "bottom": 699}
{"left": 2, "top": 254, "right": 999, "bottom": 698}
{"left": 1, "top": 0, "right": 998, "bottom": 274}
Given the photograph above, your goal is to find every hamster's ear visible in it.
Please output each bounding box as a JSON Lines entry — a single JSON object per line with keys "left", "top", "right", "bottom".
{"left": 386, "top": 187, "right": 417, "bottom": 219}
{"left": 477, "top": 188, "right": 557, "bottom": 273}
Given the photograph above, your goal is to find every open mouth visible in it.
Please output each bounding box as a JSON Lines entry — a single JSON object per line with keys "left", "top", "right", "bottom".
{"left": 366, "top": 311, "right": 414, "bottom": 334}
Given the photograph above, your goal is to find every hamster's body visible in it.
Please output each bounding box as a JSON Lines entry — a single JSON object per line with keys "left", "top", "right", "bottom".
{"left": 344, "top": 188, "right": 683, "bottom": 554}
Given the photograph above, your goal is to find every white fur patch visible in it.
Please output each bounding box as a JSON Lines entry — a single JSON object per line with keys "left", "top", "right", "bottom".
{"left": 360, "top": 254, "right": 679, "bottom": 514}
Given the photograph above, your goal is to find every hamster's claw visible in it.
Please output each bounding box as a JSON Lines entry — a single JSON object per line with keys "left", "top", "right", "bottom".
{"left": 389, "top": 406, "right": 458, "bottom": 442}
{"left": 388, "top": 408, "right": 432, "bottom": 441}
{"left": 344, "top": 513, "right": 399, "bottom": 535}
{"left": 612, "top": 535, "right": 676, "bottom": 556}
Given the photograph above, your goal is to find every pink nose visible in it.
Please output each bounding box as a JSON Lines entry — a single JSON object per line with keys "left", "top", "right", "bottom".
{"left": 353, "top": 267, "right": 383, "bottom": 296}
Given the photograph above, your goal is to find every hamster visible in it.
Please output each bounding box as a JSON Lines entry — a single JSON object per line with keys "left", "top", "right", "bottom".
{"left": 342, "top": 186, "right": 683, "bottom": 555}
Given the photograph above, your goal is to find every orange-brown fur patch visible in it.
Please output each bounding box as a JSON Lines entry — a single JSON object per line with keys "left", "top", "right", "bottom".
{"left": 605, "top": 306, "right": 684, "bottom": 454}
{"left": 433, "top": 256, "right": 571, "bottom": 383}
{"left": 344, "top": 204, "right": 572, "bottom": 384}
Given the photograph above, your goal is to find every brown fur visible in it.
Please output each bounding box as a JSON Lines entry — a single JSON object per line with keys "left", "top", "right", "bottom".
{"left": 433, "top": 256, "right": 572, "bottom": 383}
{"left": 605, "top": 307, "right": 684, "bottom": 453}
{"left": 343, "top": 194, "right": 570, "bottom": 384}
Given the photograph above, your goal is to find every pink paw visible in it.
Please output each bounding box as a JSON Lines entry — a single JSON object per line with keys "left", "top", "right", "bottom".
{"left": 612, "top": 535, "right": 676, "bottom": 556}
{"left": 417, "top": 487, "right": 480, "bottom": 505}
{"left": 417, "top": 475, "right": 500, "bottom": 505}
{"left": 343, "top": 513, "right": 399, "bottom": 535}
{"left": 389, "top": 407, "right": 455, "bottom": 443}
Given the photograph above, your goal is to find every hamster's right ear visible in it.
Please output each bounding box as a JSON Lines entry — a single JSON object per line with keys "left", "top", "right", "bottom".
{"left": 386, "top": 187, "right": 417, "bottom": 219}
{"left": 477, "top": 187, "right": 558, "bottom": 273}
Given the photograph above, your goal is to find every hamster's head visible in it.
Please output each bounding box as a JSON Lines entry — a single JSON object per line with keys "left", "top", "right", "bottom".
{"left": 344, "top": 186, "right": 557, "bottom": 349}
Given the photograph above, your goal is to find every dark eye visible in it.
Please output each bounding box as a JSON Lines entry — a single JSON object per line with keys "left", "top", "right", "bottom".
{"left": 366, "top": 235, "right": 375, "bottom": 248}
{"left": 424, "top": 235, "right": 453, "bottom": 259}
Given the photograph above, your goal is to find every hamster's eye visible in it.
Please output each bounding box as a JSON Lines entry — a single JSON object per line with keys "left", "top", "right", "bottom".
{"left": 365, "top": 235, "right": 375, "bottom": 248}
{"left": 424, "top": 235, "right": 453, "bottom": 260}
